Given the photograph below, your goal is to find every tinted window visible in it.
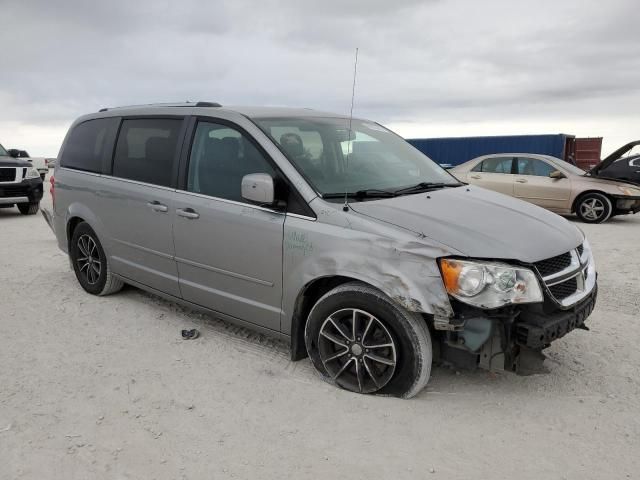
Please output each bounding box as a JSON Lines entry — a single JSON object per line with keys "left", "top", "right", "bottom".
{"left": 187, "top": 121, "right": 275, "bottom": 202}
{"left": 517, "top": 157, "right": 555, "bottom": 176}
{"left": 112, "top": 118, "right": 182, "bottom": 187}
{"left": 477, "top": 157, "right": 513, "bottom": 173}
{"left": 61, "top": 119, "right": 114, "bottom": 173}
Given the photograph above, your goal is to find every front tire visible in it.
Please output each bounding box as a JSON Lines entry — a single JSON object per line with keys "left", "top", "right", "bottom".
{"left": 70, "top": 222, "right": 123, "bottom": 296}
{"left": 575, "top": 192, "right": 612, "bottom": 223}
{"left": 17, "top": 202, "right": 39, "bottom": 215}
{"left": 305, "top": 282, "right": 432, "bottom": 398}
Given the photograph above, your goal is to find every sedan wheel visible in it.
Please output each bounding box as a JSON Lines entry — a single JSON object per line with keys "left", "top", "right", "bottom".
{"left": 576, "top": 193, "right": 612, "bottom": 224}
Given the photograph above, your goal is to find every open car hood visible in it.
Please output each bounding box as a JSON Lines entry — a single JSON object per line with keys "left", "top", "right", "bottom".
{"left": 590, "top": 140, "right": 640, "bottom": 175}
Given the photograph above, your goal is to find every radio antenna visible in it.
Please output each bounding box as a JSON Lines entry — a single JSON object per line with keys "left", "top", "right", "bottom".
{"left": 343, "top": 47, "right": 359, "bottom": 212}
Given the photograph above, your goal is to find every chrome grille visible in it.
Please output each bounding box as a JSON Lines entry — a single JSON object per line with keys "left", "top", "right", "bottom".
{"left": 537, "top": 243, "right": 595, "bottom": 307}
{"left": 549, "top": 277, "right": 578, "bottom": 301}
{"left": 534, "top": 252, "right": 572, "bottom": 277}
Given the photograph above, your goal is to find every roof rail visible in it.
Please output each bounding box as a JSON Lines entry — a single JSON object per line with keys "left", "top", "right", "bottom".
{"left": 195, "top": 101, "right": 222, "bottom": 107}
{"left": 98, "top": 101, "right": 222, "bottom": 112}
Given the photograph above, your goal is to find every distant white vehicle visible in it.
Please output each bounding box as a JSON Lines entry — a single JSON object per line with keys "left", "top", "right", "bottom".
{"left": 7, "top": 149, "right": 48, "bottom": 179}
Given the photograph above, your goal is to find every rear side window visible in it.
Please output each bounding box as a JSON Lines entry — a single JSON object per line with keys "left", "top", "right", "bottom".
{"left": 61, "top": 118, "right": 115, "bottom": 173}
{"left": 112, "top": 118, "right": 183, "bottom": 187}
{"left": 474, "top": 157, "right": 514, "bottom": 173}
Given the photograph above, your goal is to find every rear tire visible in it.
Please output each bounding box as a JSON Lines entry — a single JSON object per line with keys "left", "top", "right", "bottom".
{"left": 17, "top": 202, "right": 39, "bottom": 215}
{"left": 575, "top": 192, "right": 612, "bottom": 224}
{"left": 70, "top": 222, "right": 123, "bottom": 296}
{"left": 304, "top": 282, "right": 432, "bottom": 398}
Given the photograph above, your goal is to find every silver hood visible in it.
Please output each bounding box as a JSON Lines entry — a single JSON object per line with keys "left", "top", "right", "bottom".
{"left": 348, "top": 186, "right": 583, "bottom": 263}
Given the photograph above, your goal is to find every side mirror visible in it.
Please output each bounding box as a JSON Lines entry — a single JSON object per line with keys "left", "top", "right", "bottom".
{"left": 241, "top": 173, "right": 275, "bottom": 205}
{"left": 7, "top": 149, "right": 19, "bottom": 158}
{"left": 549, "top": 170, "right": 566, "bottom": 179}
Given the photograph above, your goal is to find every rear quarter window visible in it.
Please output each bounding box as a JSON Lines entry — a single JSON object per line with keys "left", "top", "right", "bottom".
{"left": 60, "top": 118, "right": 117, "bottom": 173}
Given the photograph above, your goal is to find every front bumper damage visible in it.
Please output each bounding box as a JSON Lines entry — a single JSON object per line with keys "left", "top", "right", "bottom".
{"left": 436, "top": 285, "right": 597, "bottom": 374}
{"left": 515, "top": 287, "right": 597, "bottom": 349}
{"left": 611, "top": 194, "right": 640, "bottom": 214}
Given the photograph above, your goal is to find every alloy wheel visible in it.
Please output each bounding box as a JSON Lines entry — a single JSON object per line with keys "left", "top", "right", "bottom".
{"left": 579, "top": 197, "right": 606, "bottom": 221}
{"left": 76, "top": 234, "right": 102, "bottom": 285}
{"left": 318, "top": 308, "right": 397, "bottom": 394}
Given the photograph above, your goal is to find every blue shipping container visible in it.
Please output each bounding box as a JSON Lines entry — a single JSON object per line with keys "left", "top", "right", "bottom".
{"left": 406, "top": 134, "right": 574, "bottom": 167}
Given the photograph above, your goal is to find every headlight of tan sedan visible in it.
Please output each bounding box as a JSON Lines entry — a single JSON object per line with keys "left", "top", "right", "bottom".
{"left": 617, "top": 186, "right": 640, "bottom": 196}
{"left": 439, "top": 259, "right": 543, "bottom": 309}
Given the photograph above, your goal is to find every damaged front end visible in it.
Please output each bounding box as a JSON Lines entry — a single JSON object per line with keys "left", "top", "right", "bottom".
{"left": 433, "top": 241, "right": 597, "bottom": 374}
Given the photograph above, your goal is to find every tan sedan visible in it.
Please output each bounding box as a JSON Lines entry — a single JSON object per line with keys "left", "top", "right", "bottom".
{"left": 451, "top": 153, "right": 640, "bottom": 223}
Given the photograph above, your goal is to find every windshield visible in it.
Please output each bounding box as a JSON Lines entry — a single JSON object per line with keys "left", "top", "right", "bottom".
{"left": 0, "top": 143, "right": 8, "bottom": 156}
{"left": 253, "top": 117, "right": 459, "bottom": 195}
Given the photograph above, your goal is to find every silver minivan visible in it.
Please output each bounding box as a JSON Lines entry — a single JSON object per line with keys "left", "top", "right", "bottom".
{"left": 51, "top": 103, "right": 597, "bottom": 398}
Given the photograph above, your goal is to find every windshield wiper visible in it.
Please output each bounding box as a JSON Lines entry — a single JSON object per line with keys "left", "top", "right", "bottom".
{"left": 393, "top": 182, "right": 461, "bottom": 195}
{"left": 322, "top": 189, "right": 398, "bottom": 199}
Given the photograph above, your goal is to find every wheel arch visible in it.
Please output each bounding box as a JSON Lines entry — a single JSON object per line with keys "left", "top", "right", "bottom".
{"left": 64, "top": 203, "right": 109, "bottom": 254}
{"left": 66, "top": 216, "right": 85, "bottom": 250}
{"left": 288, "top": 273, "right": 441, "bottom": 362}
{"left": 571, "top": 189, "right": 613, "bottom": 213}
{"left": 290, "top": 275, "right": 362, "bottom": 361}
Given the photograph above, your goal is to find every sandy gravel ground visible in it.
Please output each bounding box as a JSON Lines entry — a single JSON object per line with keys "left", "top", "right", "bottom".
{"left": 1, "top": 174, "right": 639, "bottom": 480}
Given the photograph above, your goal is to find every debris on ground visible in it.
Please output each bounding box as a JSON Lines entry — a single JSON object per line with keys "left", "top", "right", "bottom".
{"left": 181, "top": 329, "right": 200, "bottom": 340}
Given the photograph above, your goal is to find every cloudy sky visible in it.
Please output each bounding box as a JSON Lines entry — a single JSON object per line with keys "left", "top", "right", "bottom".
{"left": 1, "top": 0, "right": 639, "bottom": 157}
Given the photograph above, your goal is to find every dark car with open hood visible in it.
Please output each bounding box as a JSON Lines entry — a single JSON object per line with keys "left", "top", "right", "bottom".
{"left": 591, "top": 140, "right": 640, "bottom": 185}
{"left": 0, "top": 142, "right": 44, "bottom": 215}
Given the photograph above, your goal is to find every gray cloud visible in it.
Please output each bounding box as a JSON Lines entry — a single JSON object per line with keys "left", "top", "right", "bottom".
{"left": 1, "top": 0, "right": 639, "bottom": 155}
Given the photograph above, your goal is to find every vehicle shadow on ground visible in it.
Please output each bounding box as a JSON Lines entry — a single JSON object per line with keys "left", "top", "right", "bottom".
{"left": 121, "top": 284, "right": 549, "bottom": 399}
{"left": 565, "top": 215, "right": 633, "bottom": 225}
{"left": 0, "top": 208, "right": 23, "bottom": 217}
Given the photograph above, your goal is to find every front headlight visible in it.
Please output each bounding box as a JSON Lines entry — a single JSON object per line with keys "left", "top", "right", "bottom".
{"left": 439, "top": 259, "right": 543, "bottom": 309}
{"left": 617, "top": 186, "right": 640, "bottom": 196}
{"left": 26, "top": 167, "right": 40, "bottom": 179}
